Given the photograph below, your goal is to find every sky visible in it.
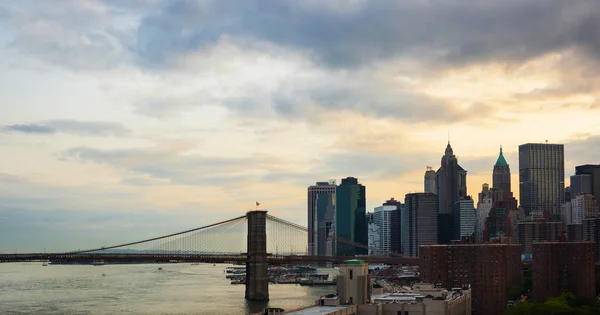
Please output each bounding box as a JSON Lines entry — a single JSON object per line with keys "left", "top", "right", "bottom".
{"left": 1, "top": 0, "right": 600, "bottom": 252}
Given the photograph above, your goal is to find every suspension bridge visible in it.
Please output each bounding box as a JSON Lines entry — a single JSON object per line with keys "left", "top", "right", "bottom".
{"left": 0, "top": 210, "right": 419, "bottom": 300}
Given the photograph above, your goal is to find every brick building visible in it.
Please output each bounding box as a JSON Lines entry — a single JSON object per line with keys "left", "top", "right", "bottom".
{"left": 420, "top": 243, "right": 522, "bottom": 315}
{"left": 583, "top": 218, "right": 600, "bottom": 263}
{"left": 532, "top": 241, "right": 596, "bottom": 302}
{"left": 517, "top": 220, "right": 564, "bottom": 254}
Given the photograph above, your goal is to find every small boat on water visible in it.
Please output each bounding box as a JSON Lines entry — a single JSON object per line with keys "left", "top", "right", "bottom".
{"left": 158, "top": 267, "right": 163, "bottom": 271}
{"left": 299, "top": 279, "right": 336, "bottom": 286}
{"left": 102, "top": 273, "right": 106, "bottom": 277}
{"left": 226, "top": 266, "right": 246, "bottom": 274}
{"left": 42, "top": 262, "right": 48, "bottom": 266}
{"left": 92, "top": 260, "right": 104, "bottom": 266}
{"left": 298, "top": 272, "right": 335, "bottom": 286}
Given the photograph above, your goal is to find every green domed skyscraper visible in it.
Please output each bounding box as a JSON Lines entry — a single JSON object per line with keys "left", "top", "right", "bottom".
{"left": 493, "top": 146, "right": 511, "bottom": 194}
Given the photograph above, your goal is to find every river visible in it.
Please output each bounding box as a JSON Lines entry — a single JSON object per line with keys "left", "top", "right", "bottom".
{"left": 0, "top": 262, "right": 336, "bottom": 314}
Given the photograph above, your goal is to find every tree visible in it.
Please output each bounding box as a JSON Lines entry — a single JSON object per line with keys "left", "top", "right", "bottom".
{"left": 506, "top": 293, "right": 600, "bottom": 315}
{"left": 508, "top": 285, "right": 525, "bottom": 301}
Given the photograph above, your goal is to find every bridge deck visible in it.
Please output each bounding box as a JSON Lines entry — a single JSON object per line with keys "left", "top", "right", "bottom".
{"left": 0, "top": 253, "right": 419, "bottom": 265}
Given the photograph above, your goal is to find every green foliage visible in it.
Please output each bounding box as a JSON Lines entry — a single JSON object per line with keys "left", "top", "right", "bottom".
{"left": 523, "top": 275, "right": 532, "bottom": 295}
{"left": 506, "top": 293, "right": 600, "bottom": 315}
{"left": 508, "top": 285, "right": 525, "bottom": 301}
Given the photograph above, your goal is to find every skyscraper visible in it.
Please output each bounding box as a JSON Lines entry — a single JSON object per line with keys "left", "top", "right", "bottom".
{"left": 366, "top": 212, "right": 381, "bottom": 255}
{"left": 519, "top": 143, "right": 565, "bottom": 216}
{"left": 404, "top": 193, "right": 437, "bottom": 257}
{"left": 570, "top": 174, "right": 593, "bottom": 196}
{"left": 373, "top": 198, "right": 402, "bottom": 255}
{"left": 436, "top": 142, "right": 467, "bottom": 244}
{"left": 335, "top": 177, "right": 368, "bottom": 256}
{"left": 307, "top": 181, "right": 336, "bottom": 256}
{"left": 493, "top": 146, "right": 511, "bottom": 194}
{"left": 424, "top": 166, "right": 436, "bottom": 194}
{"left": 453, "top": 196, "right": 476, "bottom": 240}
{"left": 575, "top": 164, "right": 600, "bottom": 202}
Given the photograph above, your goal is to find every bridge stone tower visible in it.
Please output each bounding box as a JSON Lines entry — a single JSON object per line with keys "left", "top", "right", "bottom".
{"left": 245, "top": 210, "right": 269, "bottom": 300}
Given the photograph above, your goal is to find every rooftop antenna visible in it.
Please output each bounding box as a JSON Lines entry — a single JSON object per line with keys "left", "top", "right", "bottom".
{"left": 545, "top": 140, "right": 548, "bottom": 144}
{"left": 448, "top": 130, "right": 450, "bottom": 144}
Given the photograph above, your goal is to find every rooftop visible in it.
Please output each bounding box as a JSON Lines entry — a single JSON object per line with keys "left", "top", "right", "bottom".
{"left": 343, "top": 259, "right": 366, "bottom": 265}
{"left": 421, "top": 243, "right": 520, "bottom": 247}
{"left": 372, "top": 284, "right": 470, "bottom": 305}
{"left": 287, "top": 306, "right": 353, "bottom": 315}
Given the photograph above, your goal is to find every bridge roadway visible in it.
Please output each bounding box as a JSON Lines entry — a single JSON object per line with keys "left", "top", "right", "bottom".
{"left": 3, "top": 254, "right": 600, "bottom": 271}
{"left": 0, "top": 253, "right": 420, "bottom": 265}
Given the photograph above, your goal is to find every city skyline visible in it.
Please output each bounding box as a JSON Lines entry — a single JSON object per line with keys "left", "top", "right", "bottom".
{"left": 1, "top": 0, "right": 600, "bottom": 252}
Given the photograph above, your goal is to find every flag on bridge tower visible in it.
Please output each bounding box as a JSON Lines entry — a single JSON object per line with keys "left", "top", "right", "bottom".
{"left": 255, "top": 201, "right": 260, "bottom": 210}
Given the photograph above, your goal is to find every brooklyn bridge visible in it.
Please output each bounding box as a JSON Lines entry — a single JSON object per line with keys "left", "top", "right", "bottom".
{"left": 0, "top": 210, "right": 418, "bottom": 300}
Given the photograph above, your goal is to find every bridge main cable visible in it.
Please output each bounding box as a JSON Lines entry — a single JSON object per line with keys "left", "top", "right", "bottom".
{"left": 70, "top": 215, "right": 247, "bottom": 254}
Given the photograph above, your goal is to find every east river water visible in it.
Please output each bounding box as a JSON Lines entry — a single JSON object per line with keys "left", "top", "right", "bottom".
{"left": 0, "top": 263, "right": 335, "bottom": 315}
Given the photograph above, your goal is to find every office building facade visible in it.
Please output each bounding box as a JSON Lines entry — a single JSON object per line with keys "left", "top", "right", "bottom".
{"left": 373, "top": 198, "right": 402, "bottom": 254}
{"left": 307, "top": 181, "right": 337, "bottom": 256}
{"left": 366, "top": 212, "right": 381, "bottom": 255}
{"left": 475, "top": 195, "right": 493, "bottom": 243}
{"left": 403, "top": 193, "right": 437, "bottom": 257}
{"left": 572, "top": 194, "right": 598, "bottom": 223}
{"left": 335, "top": 177, "right": 368, "bottom": 256}
{"left": 519, "top": 143, "right": 565, "bottom": 216}
{"left": 424, "top": 166, "right": 436, "bottom": 194}
{"left": 576, "top": 164, "right": 600, "bottom": 202}
{"left": 454, "top": 197, "right": 476, "bottom": 240}
{"left": 571, "top": 174, "right": 593, "bottom": 196}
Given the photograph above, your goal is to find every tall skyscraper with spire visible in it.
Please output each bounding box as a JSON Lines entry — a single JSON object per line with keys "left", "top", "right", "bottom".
{"left": 436, "top": 142, "right": 467, "bottom": 244}
{"left": 493, "top": 146, "right": 511, "bottom": 194}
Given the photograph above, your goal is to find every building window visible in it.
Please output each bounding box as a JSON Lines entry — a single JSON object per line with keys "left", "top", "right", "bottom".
{"left": 350, "top": 270, "right": 353, "bottom": 280}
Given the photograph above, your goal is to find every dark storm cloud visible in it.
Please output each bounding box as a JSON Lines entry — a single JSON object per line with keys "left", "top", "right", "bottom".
{"left": 2, "top": 120, "right": 130, "bottom": 136}
{"left": 6, "top": 0, "right": 600, "bottom": 70}
{"left": 135, "top": 0, "right": 600, "bottom": 68}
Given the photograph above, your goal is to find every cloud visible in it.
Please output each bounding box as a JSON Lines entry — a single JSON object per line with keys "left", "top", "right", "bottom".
{"left": 3, "top": 124, "right": 55, "bottom": 134}
{"left": 565, "top": 135, "right": 600, "bottom": 170}
{"left": 5, "top": 0, "right": 599, "bottom": 126}
{"left": 2, "top": 0, "right": 135, "bottom": 70}
{"left": 7, "top": 0, "right": 600, "bottom": 73}
{"left": 134, "top": 0, "right": 600, "bottom": 68}
{"left": 60, "top": 146, "right": 298, "bottom": 186}
{"left": 2, "top": 120, "right": 130, "bottom": 136}
{"left": 0, "top": 173, "right": 28, "bottom": 184}
{"left": 109, "top": 37, "right": 496, "bottom": 124}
